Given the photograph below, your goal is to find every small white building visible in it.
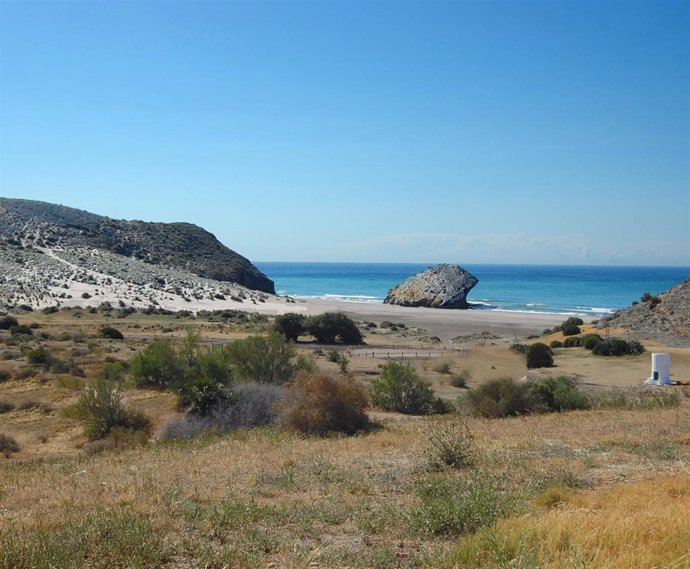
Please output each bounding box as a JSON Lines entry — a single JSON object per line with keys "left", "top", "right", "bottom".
{"left": 644, "top": 353, "right": 672, "bottom": 386}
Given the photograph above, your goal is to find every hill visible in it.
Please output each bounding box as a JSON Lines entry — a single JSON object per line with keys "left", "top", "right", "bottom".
{"left": 601, "top": 278, "right": 690, "bottom": 347}
{"left": 0, "top": 198, "right": 274, "bottom": 295}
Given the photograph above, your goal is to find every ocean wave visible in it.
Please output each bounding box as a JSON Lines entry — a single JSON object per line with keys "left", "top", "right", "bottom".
{"left": 575, "top": 306, "right": 615, "bottom": 315}
{"left": 289, "top": 293, "right": 383, "bottom": 304}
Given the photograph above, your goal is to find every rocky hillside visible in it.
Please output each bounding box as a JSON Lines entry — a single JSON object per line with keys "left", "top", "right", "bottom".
{"left": 0, "top": 198, "right": 274, "bottom": 294}
{"left": 384, "top": 264, "right": 478, "bottom": 309}
{"left": 601, "top": 278, "right": 690, "bottom": 347}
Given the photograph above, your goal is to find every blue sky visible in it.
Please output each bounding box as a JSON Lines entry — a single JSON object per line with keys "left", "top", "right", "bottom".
{"left": 1, "top": 0, "right": 688, "bottom": 266}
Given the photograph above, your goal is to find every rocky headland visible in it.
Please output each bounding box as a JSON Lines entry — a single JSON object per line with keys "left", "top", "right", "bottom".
{"left": 0, "top": 198, "right": 274, "bottom": 294}
{"left": 0, "top": 198, "right": 278, "bottom": 311}
{"left": 600, "top": 278, "right": 690, "bottom": 347}
{"left": 383, "top": 264, "right": 478, "bottom": 309}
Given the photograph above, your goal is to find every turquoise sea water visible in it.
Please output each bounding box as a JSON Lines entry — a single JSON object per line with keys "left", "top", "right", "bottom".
{"left": 256, "top": 263, "right": 690, "bottom": 316}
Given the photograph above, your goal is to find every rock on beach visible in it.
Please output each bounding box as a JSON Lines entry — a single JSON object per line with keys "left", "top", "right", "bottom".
{"left": 383, "top": 264, "right": 479, "bottom": 309}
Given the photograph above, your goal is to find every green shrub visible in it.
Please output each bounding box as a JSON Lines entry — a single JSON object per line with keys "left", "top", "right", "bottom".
{"left": 561, "top": 325, "right": 581, "bottom": 336}
{"left": 27, "top": 347, "right": 52, "bottom": 369}
{"left": 411, "top": 475, "right": 514, "bottom": 536}
{"left": 424, "top": 421, "right": 477, "bottom": 471}
{"left": 592, "top": 338, "right": 644, "bottom": 356}
{"left": 99, "top": 362, "right": 127, "bottom": 382}
{"left": 0, "top": 316, "right": 18, "bottom": 330}
{"left": 278, "top": 372, "right": 369, "bottom": 435}
{"left": 9, "top": 325, "right": 32, "bottom": 336}
{"left": 0, "top": 369, "right": 10, "bottom": 382}
{"left": 467, "top": 378, "right": 534, "bottom": 418}
{"left": 100, "top": 326, "right": 124, "bottom": 340}
{"left": 0, "top": 401, "right": 15, "bottom": 414}
{"left": 306, "top": 312, "right": 363, "bottom": 344}
{"left": 581, "top": 333, "right": 603, "bottom": 350}
{"left": 550, "top": 340, "right": 562, "bottom": 348}
{"left": 563, "top": 336, "right": 582, "bottom": 348}
{"left": 371, "top": 361, "right": 440, "bottom": 415}
{"left": 510, "top": 343, "right": 527, "bottom": 354}
{"left": 227, "top": 332, "right": 295, "bottom": 384}
{"left": 178, "top": 377, "right": 239, "bottom": 416}
{"left": 526, "top": 376, "right": 590, "bottom": 412}
{"left": 525, "top": 343, "right": 553, "bottom": 369}
{"left": 76, "top": 380, "right": 151, "bottom": 440}
{"left": 130, "top": 340, "right": 184, "bottom": 388}
{"left": 273, "top": 313, "right": 306, "bottom": 342}
{"left": 562, "top": 316, "right": 584, "bottom": 328}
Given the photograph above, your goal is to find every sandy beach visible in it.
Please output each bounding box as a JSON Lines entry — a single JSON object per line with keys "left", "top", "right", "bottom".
{"left": 293, "top": 297, "right": 570, "bottom": 341}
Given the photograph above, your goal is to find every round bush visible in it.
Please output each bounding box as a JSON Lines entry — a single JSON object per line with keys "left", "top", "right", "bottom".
{"left": 563, "top": 336, "right": 582, "bottom": 348}
{"left": 0, "top": 316, "right": 19, "bottom": 330}
{"left": 278, "top": 372, "right": 369, "bottom": 435}
{"left": 306, "top": 313, "right": 363, "bottom": 345}
{"left": 562, "top": 325, "right": 581, "bottom": 336}
{"left": 525, "top": 343, "right": 554, "bottom": 369}
{"left": 100, "top": 326, "right": 124, "bottom": 340}
{"left": 581, "top": 334, "right": 603, "bottom": 350}
{"left": 550, "top": 340, "right": 562, "bottom": 348}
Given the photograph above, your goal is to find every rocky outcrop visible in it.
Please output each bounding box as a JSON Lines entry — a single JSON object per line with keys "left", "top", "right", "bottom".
{"left": 0, "top": 198, "right": 275, "bottom": 294}
{"left": 599, "top": 278, "right": 690, "bottom": 347}
{"left": 384, "top": 264, "right": 478, "bottom": 309}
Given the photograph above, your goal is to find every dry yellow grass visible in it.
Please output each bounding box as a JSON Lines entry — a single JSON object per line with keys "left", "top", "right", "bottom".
{"left": 439, "top": 475, "right": 690, "bottom": 568}
{"left": 1, "top": 311, "right": 690, "bottom": 567}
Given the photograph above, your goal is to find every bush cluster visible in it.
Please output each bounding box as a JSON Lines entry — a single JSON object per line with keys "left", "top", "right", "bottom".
{"left": 273, "top": 312, "right": 363, "bottom": 344}
{"left": 370, "top": 361, "right": 442, "bottom": 415}
{"left": 592, "top": 338, "right": 644, "bottom": 356}
{"left": 466, "top": 376, "right": 590, "bottom": 418}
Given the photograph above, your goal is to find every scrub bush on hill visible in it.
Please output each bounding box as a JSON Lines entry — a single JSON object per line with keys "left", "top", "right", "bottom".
{"left": 525, "top": 343, "right": 554, "bottom": 369}
{"left": 561, "top": 325, "right": 581, "bottom": 336}
{"left": 371, "top": 361, "right": 441, "bottom": 415}
{"left": 307, "top": 312, "right": 363, "bottom": 344}
{"left": 592, "top": 338, "right": 644, "bottom": 356}
{"left": 0, "top": 316, "right": 18, "bottom": 330}
{"left": 581, "top": 333, "right": 603, "bottom": 350}
{"left": 100, "top": 326, "right": 124, "bottom": 340}
{"left": 277, "top": 372, "right": 369, "bottom": 435}
{"left": 563, "top": 336, "right": 582, "bottom": 348}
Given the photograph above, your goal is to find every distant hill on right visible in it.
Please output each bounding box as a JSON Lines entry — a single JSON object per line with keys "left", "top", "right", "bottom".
{"left": 601, "top": 278, "right": 690, "bottom": 347}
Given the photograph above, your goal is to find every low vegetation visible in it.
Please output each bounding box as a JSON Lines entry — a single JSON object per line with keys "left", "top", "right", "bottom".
{"left": 370, "top": 361, "right": 443, "bottom": 415}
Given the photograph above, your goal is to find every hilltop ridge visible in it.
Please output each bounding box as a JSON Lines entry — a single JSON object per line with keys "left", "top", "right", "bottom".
{"left": 0, "top": 198, "right": 274, "bottom": 294}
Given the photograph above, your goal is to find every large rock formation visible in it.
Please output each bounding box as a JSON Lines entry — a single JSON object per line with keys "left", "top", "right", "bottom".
{"left": 0, "top": 198, "right": 275, "bottom": 294}
{"left": 384, "top": 264, "right": 478, "bottom": 309}
{"left": 600, "top": 278, "right": 690, "bottom": 347}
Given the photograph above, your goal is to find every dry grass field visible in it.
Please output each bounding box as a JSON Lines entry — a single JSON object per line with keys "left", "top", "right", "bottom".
{"left": 1, "top": 310, "right": 689, "bottom": 568}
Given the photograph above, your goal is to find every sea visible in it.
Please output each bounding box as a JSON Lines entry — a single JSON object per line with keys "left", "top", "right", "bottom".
{"left": 255, "top": 263, "right": 690, "bottom": 317}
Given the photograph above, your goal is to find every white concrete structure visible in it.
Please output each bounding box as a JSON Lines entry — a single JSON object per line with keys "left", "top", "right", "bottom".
{"left": 645, "top": 353, "right": 672, "bottom": 386}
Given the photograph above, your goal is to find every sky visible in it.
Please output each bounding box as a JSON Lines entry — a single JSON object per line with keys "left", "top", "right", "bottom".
{"left": 1, "top": 0, "right": 688, "bottom": 266}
